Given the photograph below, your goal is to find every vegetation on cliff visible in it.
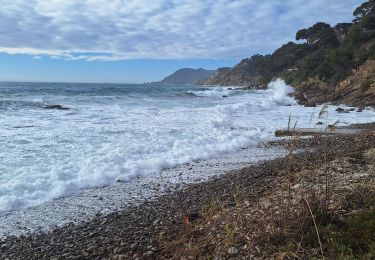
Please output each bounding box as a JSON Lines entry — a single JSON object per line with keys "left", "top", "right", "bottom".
{"left": 202, "top": 0, "right": 375, "bottom": 105}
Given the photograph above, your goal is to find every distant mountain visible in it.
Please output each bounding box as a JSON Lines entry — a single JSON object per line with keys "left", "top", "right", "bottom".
{"left": 158, "top": 68, "right": 217, "bottom": 84}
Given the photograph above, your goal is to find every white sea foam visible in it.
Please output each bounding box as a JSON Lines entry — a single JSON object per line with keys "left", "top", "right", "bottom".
{"left": 187, "top": 87, "right": 235, "bottom": 98}
{"left": 0, "top": 80, "right": 374, "bottom": 214}
{"left": 267, "top": 78, "right": 296, "bottom": 106}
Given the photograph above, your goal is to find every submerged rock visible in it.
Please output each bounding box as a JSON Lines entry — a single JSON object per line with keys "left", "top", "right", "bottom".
{"left": 357, "top": 106, "right": 365, "bottom": 112}
{"left": 44, "top": 105, "right": 70, "bottom": 110}
{"left": 336, "top": 107, "right": 345, "bottom": 112}
{"left": 336, "top": 107, "right": 351, "bottom": 113}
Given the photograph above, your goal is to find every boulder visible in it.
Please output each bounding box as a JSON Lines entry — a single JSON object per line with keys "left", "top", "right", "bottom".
{"left": 304, "top": 100, "right": 317, "bottom": 107}
{"left": 293, "top": 91, "right": 308, "bottom": 102}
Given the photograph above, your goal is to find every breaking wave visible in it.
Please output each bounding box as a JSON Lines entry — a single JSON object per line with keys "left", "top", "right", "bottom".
{"left": 0, "top": 80, "right": 373, "bottom": 213}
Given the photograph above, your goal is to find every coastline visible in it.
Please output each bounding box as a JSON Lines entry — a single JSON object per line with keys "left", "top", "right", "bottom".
{"left": 0, "top": 145, "right": 286, "bottom": 239}
{"left": 1, "top": 122, "right": 374, "bottom": 259}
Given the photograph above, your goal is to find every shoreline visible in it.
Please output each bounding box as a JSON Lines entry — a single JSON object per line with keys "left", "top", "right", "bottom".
{"left": 1, "top": 122, "right": 374, "bottom": 259}
{"left": 1, "top": 83, "right": 374, "bottom": 230}
{"left": 0, "top": 145, "right": 286, "bottom": 239}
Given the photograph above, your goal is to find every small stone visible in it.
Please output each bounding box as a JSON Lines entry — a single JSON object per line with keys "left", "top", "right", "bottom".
{"left": 130, "top": 243, "right": 137, "bottom": 250}
{"left": 292, "top": 184, "right": 301, "bottom": 189}
{"left": 88, "top": 232, "right": 96, "bottom": 238}
{"left": 186, "top": 212, "right": 201, "bottom": 222}
{"left": 87, "top": 245, "right": 96, "bottom": 252}
{"left": 364, "top": 148, "right": 375, "bottom": 164}
{"left": 145, "top": 251, "right": 153, "bottom": 257}
{"left": 118, "top": 255, "right": 127, "bottom": 260}
{"left": 228, "top": 246, "right": 239, "bottom": 255}
{"left": 153, "top": 218, "right": 160, "bottom": 225}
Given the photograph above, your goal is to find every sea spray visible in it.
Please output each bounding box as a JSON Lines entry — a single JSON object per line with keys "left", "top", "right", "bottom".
{"left": 268, "top": 78, "right": 296, "bottom": 106}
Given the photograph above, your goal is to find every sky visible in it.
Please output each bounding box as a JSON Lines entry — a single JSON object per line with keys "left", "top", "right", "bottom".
{"left": 0, "top": 0, "right": 364, "bottom": 83}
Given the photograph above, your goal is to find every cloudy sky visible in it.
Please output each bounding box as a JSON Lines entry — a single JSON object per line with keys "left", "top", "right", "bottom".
{"left": 0, "top": 0, "right": 363, "bottom": 83}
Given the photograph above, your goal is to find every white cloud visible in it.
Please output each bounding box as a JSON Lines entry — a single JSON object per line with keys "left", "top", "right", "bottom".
{"left": 0, "top": 0, "right": 363, "bottom": 60}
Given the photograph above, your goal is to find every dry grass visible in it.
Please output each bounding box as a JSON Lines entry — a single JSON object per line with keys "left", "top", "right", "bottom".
{"left": 158, "top": 110, "right": 375, "bottom": 259}
{"left": 159, "top": 153, "right": 375, "bottom": 259}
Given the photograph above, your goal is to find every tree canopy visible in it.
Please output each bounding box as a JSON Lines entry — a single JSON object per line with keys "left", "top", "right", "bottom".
{"left": 295, "top": 22, "right": 333, "bottom": 46}
{"left": 353, "top": 0, "right": 375, "bottom": 23}
{"left": 227, "top": 0, "right": 375, "bottom": 87}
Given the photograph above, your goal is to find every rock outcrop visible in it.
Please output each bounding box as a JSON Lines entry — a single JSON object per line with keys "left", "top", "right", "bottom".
{"left": 293, "top": 60, "right": 375, "bottom": 107}
{"left": 294, "top": 78, "right": 332, "bottom": 105}
{"left": 332, "top": 60, "right": 375, "bottom": 107}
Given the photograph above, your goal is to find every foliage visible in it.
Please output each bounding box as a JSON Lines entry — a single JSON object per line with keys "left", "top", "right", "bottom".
{"left": 353, "top": 0, "right": 375, "bottom": 23}
{"left": 236, "top": 0, "right": 375, "bottom": 87}
{"left": 299, "top": 209, "right": 375, "bottom": 258}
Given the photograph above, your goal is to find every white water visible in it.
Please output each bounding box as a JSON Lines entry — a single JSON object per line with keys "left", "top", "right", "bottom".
{"left": 0, "top": 80, "right": 374, "bottom": 214}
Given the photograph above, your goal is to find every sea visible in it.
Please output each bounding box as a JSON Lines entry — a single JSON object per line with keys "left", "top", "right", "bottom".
{"left": 1, "top": 79, "right": 374, "bottom": 217}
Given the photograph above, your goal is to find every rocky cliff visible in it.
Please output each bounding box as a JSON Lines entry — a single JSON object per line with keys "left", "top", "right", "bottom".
{"left": 293, "top": 60, "right": 375, "bottom": 107}
{"left": 333, "top": 60, "right": 375, "bottom": 107}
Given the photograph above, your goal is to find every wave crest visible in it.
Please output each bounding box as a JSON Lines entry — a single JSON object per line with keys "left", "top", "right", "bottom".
{"left": 186, "top": 87, "right": 237, "bottom": 98}
{"left": 267, "top": 79, "right": 296, "bottom": 106}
